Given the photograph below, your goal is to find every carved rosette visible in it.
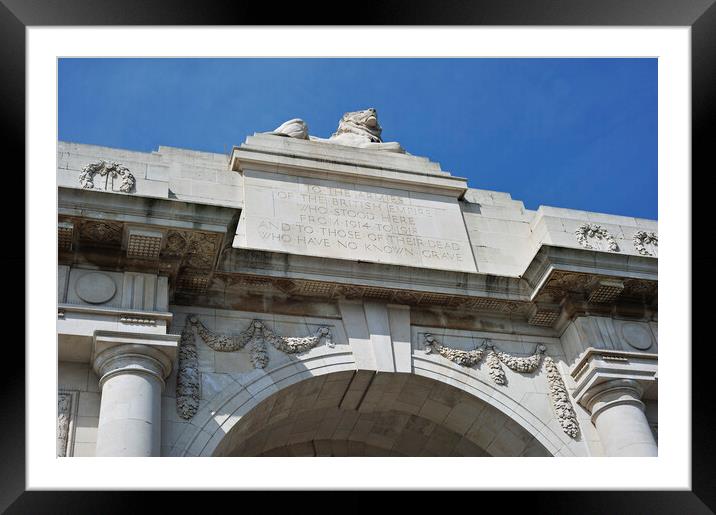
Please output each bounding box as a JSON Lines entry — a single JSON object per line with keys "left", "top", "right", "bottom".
{"left": 633, "top": 230, "right": 658, "bottom": 256}
{"left": 162, "top": 231, "right": 221, "bottom": 270}
{"left": 423, "top": 334, "right": 578, "bottom": 438}
{"left": 575, "top": 223, "right": 619, "bottom": 252}
{"left": 176, "top": 316, "right": 333, "bottom": 419}
{"left": 78, "top": 220, "right": 123, "bottom": 244}
{"left": 79, "top": 161, "right": 136, "bottom": 193}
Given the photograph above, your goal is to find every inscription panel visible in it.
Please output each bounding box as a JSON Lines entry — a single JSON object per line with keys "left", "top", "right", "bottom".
{"left": 235, "top": 170, "right": 477, "bottom": 273}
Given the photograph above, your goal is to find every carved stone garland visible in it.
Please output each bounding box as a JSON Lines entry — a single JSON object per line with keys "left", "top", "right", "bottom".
{"left": 633, "top": 230, "right": 658, "bottom": 256}
{"left": 176, "top": 320, "right": 201, "bottom": 420}
{"left": 423, "top": 333, "right": 579, "bottom": 438}
{"left": 543, "top": 356, "right": 580, "bottom": 438}
{"left": 424, "top": 333, "right": 484, "bottom": 366}
{"left": 176, "top": 315, "right": 333, "bottom": 420}
{"left": 79, "top": 161, "right": 136, "bottom": 193}
{"left": 574, "top": 223, "right": 619, "bottom": 252}
{"left": 57, "top": 392, "right": 73, "bottom": 457}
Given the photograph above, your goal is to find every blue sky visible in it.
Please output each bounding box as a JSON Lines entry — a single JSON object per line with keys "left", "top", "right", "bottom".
{"left": 59, "top": 58, "right": 657, "bottom": 219}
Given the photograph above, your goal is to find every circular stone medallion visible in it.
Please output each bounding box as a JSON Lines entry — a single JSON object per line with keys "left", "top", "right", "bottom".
{"left": 75, "top": 272, "right": 117, "bottom": 304}
{"left": 620, "top": 322, "right": 653, "bottom": 351}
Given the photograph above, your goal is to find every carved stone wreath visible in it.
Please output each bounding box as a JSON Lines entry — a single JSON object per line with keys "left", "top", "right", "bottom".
{"left": 423, "top": 333, "right": 579, "bottom": 438}
{"left": 79, "top": 161, "right": 136, "bottom": 193}
{"left": 176, "top": 315, "right": 333, "bottom": 420}
{"left": 633, "top": 230, "right": 658, "bottom": 256}
{"left": 574, "top": 223, "right": 619, "bottom": 252}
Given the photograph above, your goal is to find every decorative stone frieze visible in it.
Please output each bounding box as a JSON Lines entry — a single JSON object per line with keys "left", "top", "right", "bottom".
{"left": 575, "top": 223, "right": 619, "bottom": 252}
{"left": 79, "top": 161, "right": 136, "bottom": 193}
{"left": 422, "top": 334, "right": 578, "bottom": 437}
{"left": 212, "top": 272, "right": 530, "bottom": 316}
{"left": 633, "top": 230, "right": 658, "bottom": 256}
{"left": 195, "top": 269, "right": 655, "bottom": 328}
{"left": 191, "top": 315, "right": 333, "bottom": 363}
{"left": 176, "top": 315, "right": 334, "bottom": 419}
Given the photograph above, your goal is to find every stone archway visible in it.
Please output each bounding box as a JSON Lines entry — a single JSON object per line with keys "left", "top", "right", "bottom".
{"left": 211, "top": 371, "right": 552, "bottom": 457}
{"left": 167, "top": 311, "right": 583, "bottom": 458}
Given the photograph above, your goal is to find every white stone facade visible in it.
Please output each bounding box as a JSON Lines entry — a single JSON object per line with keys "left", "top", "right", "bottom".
{"left": 57, "top": 129, "right": 657, "bottom": 457}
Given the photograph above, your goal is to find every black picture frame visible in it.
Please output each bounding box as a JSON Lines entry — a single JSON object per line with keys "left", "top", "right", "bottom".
{"left": 3, "top": 0, "right": 712, "bottom": 511}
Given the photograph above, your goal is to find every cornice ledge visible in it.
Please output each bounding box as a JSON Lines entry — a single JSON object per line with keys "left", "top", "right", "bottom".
{"left": 58, "top": 186, "right": 238, "bottom": 232}
{"left": 58, "top": 303, "right": 174, "bottom": 322}
{"left": 230, "top": 139, "right": 467, "bottom": 199}
{"left": 221, "top": 248, "right": 532, "bottom": 300}
{"left": 522, "top": 245, "right": 658, "bottom": 295}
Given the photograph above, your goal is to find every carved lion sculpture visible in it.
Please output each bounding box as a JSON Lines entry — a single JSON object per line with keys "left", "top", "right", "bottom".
{"left": 267, "top": 108, "right": 405, "bottom": 153}
{"left": 316, "top": 108, "right": 404, "bottom": 153}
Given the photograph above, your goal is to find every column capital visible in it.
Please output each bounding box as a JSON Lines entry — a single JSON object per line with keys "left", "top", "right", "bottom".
{"left": 92, "top": 331, "right": 179, "bottom": 390}
{"left": 579, "top": 378, "right": 645, "bottom": 423}
{"left": 93, "top": 343, "right": 173, "bottom": 389}
{"left": 570, "top": 347, "right": 657, "bottom": 408}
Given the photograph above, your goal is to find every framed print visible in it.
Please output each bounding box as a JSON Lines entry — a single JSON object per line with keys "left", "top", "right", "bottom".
{"left": 4, "top": 0, "right": 713, "bottom": 511}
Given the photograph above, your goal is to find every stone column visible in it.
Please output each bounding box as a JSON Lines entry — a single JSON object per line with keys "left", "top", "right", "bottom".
{"left": 581, "top": 379, "right": 657, "bottom": 457}
{"left": 93, "top": 343, "right": 173, "bottom": 457}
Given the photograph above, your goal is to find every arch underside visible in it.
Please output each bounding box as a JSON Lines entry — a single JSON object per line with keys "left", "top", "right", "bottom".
{"left": 213, "top": 371, "right": 552, "bottom": 457}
